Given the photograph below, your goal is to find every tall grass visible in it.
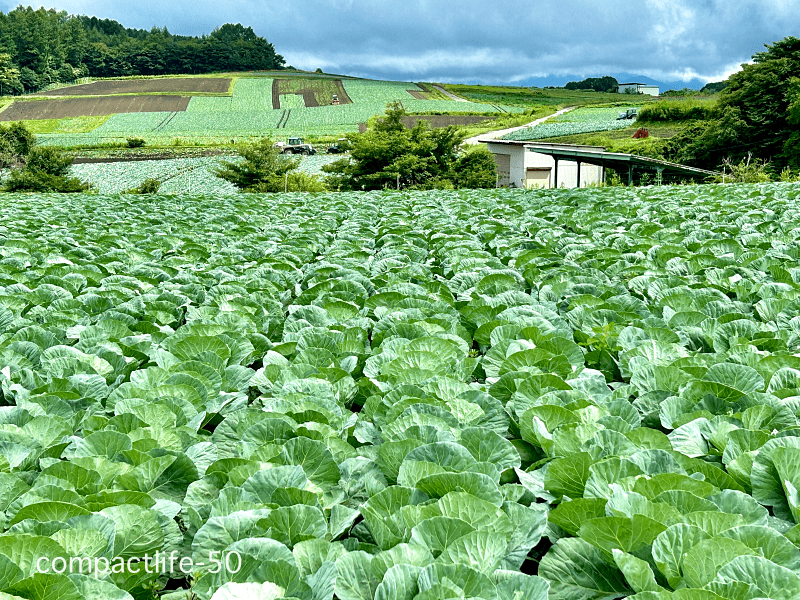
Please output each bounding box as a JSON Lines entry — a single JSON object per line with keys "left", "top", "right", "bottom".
{"left": 637, "top": 99, "right": 715, "bottom": 122}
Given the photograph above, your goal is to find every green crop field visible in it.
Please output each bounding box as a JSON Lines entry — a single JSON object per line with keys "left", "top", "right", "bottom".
{"left": 69, "top": 154, "right": 343, "bottom": 193}
{"left": 503, "top": 106, "right": 638, "bottom": 140}
{"left": 442, "top": 83, "right": 640, "bottom": 108}
{"left": 31, "top": 77, "right": 524, "bottom": 147}
{"left": 0, "top": 183, "right": 799, "bottom": 599}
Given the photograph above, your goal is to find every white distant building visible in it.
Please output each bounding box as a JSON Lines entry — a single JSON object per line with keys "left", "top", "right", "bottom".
{"left": 483, "top": 140, "right": 604, "bottom": 189}
{"left": 618, "top": 82, "right": 659, "bottom": 96}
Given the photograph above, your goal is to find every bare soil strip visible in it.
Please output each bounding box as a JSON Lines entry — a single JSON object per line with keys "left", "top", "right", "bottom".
{"left": 272, "top": 80, "right": 281, "bottom": 110}
{"left": 302, "top": 90, "right": 319, "bottom": 108}
{"left": 401, "top": 115, "right": 491, "bottom": 128}
{"left": 358, "top": 114, "right": 491, "bottom": 133}
{"left": 406, "top": 90, "right": 429, "bottom": 100}
{"left": 0, "top": 95, "right": 191, "bottom": 121}
{"left": 37, "top": 78, "right": 232, "bottom": 96}
{"left": 71, "top": 149, "right": 230, "bottom": 164}
{"left": 334, "top": 80, "right": 352, "bottom": 105}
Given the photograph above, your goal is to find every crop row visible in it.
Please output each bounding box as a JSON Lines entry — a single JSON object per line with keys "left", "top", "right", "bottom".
{"left": 503, "top": 106, "right": 635, "bottom": 140}
{"left": 0, "top": 183, "right": 800, "bottom": 600}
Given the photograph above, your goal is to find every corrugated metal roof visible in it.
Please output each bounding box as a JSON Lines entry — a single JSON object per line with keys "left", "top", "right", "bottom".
{"left": 482, "top": 140, "right": 720, "bottom": 178}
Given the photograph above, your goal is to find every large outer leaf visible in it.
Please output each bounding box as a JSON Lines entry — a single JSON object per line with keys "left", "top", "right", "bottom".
{"left": 539, "top": 537, "right": 631, "bottom": 600}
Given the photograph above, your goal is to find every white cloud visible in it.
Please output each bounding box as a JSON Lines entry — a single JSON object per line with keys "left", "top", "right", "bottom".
{"left": 15, "top": 0, "right": 800, "bottom": 86}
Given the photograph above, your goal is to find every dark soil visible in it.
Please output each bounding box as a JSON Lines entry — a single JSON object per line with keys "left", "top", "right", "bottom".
{"left": 400, "top": 115, "right": 491, "bottom": 128}
{"left": 0, "top": 96, "right": 191, "bottom": 121}
{"left": 406, "top": 90, "right": 429, "bottom": 100}
{"left": 36, "top": 78, "right": 231, "bottom": 96}
{"left": 358, "top": 114, "right": 490, "bottom": 133}
{"left": 71, "top": 149, "right": 230, "bottom": 164}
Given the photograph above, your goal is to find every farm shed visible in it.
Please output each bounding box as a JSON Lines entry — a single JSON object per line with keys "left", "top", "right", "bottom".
{"left": 618, "top": 82, "right": 660, "bottom": 96}
{"left": 483, "top": 140, "right": 604, "bottom": 189}
{"left": 521, "top": 144, "right": 719, "bottom": 185}
{"left": 483, "top": 140, "right": 719, "bottom": 187}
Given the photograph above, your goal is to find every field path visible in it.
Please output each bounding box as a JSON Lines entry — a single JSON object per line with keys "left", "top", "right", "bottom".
{"left": 464, "top": 106, "right": 575, "bottom": 145}
{"left": 432, "top": 84, "right": 468, "bottom": 102}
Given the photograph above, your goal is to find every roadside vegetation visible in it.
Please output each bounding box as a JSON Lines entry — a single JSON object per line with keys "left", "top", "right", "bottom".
{"left": 636, "top": 98, "right": 717, "bottom": 122}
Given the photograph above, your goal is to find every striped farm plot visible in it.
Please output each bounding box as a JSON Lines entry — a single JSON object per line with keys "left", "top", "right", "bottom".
{"left": 341, "top": 79, "right": 426, "bottom": 103}
{"left": 37, "top": 77, "right": 524, "bottom": 146}
{"left": 502, "top": 106, "right": 636, "bottom": 141}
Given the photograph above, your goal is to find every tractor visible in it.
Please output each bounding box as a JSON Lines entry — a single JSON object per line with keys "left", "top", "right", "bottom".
{"left": 276, "top": 137, "right": 316, "bottom": 155}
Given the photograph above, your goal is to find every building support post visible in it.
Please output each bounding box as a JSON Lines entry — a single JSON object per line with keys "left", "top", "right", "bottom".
{"left": 628, "top": 165, "right": 634, "bottom": 186}
{"left": 576, "top": 161, "right": 581, "bottom": 188}
{"left": 656, "top": 167, "right": 664, "bottom": 186}
{"left": 553, "top": 158, "right": 559, "bottom": 189}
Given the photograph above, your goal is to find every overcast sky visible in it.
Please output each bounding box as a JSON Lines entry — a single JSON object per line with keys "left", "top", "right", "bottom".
{"left": 20, "top": 0, "right": 800, "bottom": 88}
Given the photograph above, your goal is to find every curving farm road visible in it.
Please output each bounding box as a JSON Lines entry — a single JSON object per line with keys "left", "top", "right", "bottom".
{"left": 464, "top": 106, "right": 575, "bottom": 145}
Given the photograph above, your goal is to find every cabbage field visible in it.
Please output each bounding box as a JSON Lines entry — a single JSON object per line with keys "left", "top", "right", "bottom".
{"left": 2, "top": 183, "right": 800, "bottom": 600}
{"left": 503, "top": 106, "right": 636, "bottom": 141}
{"left": 68, "top": 154, "right": 342, "bottom": 194}
{"left": 36, "top": 78, "right": 524, "bottom": 147}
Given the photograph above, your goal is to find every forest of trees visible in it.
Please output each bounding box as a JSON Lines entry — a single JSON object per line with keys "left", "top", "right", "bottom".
{"left": 664, "top": 36, "right": 800, "bottom": 172}
{"left": 564, "top": 76, "right": 619, "bottom": 93}
{"left": 0, "top": 7, "right": 285, "bottom": 93}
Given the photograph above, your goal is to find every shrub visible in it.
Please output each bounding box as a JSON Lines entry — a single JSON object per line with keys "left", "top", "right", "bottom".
{"left": 716, "top": 153, "right": 772, "bottom": 183}
{"left": 5, "top": 168, "right": 92, "bottom": 192}
{"left": 0, "top": 122, "right": 36, "bottom": 166}
{"left": 122, "top": 178, "right": 161, "bottom": 194}
{"left": 214, "top": 138, "right": 301, "bottom": 191}
{"left": 25, "top": 146, "right": 72, "bottom": 177}
{"left": 637, "top": 100, "right": 715, "bottom": 122}
{"left": 126, "top": 138, "right": 145, "bottom": 148}
{"left": 4, "top": 145, "right": 92, "bottom": 193}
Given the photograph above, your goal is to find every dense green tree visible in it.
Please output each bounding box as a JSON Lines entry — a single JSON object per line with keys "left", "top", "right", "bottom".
{"left": 323, "top": 102, "right": 496, "bottom": 190}
{"left": 564, "top": 76, "right": 619, "bottom": 92}
{"left": 214, "top": 139, "right": 325, "bottom": 192}
{"left": 0, "top": 53, "right": 20, "bottom": 95}
{"left": 453, "top": 147, "right": 499, "bottom": 189}
{"left": 664, "top": 36, "right": 800, "bottom": 170}
{"left": 0, "top": 7, "right": 285, "bottom": 92}
{"left": 4, "top": 143, "right": 92, "bottom": 192}
{"left": 700, "top": 81, "right": 728, "bottom": 94}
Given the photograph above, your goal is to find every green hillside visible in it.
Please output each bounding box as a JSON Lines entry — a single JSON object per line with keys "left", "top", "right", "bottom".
{"left": 0, "top": 73, "right": 525, "bottom": 148}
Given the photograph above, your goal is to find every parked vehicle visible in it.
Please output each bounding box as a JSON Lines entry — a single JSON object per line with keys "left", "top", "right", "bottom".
{"left": 275, "top": 137, "right": 316, "bottom": 155}
{"left": 326, "top": 138, "right": 350, "bottom": 154}
{"left": 616, "top": 108, "right": 639, "bottom": 120}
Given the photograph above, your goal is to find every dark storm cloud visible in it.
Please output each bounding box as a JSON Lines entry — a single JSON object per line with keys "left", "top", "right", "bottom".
{"left": 33, "top": 0, "right": 800, "bottom": 86}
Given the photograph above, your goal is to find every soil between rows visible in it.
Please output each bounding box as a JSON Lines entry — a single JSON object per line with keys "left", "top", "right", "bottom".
{"left": 36, "top": 78, "right": 232, "bottom": 96}
{"left": 0, "top": 96, "right": 191, "bottom": 121}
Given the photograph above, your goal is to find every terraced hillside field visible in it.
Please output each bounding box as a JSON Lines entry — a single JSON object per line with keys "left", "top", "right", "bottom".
{"left": 35, "top": 78, "right": 232, "bottom": 96}
{"left": 2, "top": 75, "right": 523, "bottom": 147}
{"left": 0, "top": 183, "right": 800, "bottom": 600}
